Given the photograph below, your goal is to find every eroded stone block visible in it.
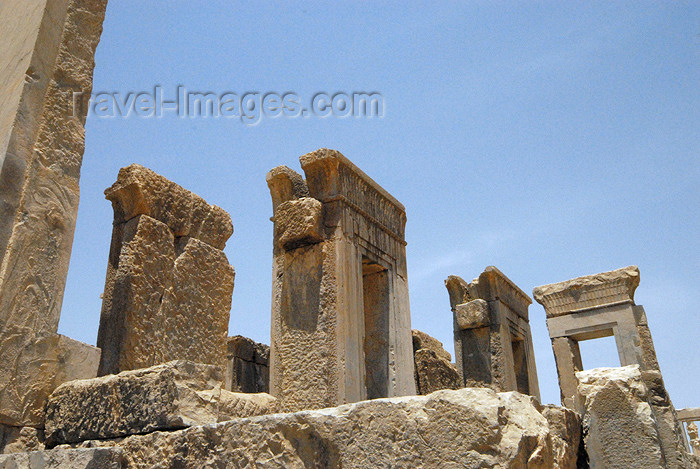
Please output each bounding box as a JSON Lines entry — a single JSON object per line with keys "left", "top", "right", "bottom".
{"left": 0, "top": 425, "right": 44, "bottom": 455}
{"left": 0, "top": 333, "right": 99, "bottom": 427}
{"left": 455, "top": 299, "right": 490, "bottom": 329}
{"left": 113, "top": 388, "right": 581, "bottom": 469}
{"left": 44, "top": 361, "right": 275, "bottom": 446}
{"left": 274, "top": 197, "right": 323, "bottom": 250}
{"left": 104, "top": 164, "right": 233, "bottom": 250}
{"left": 577, "top": 365, "right": 694, "bottom": 469}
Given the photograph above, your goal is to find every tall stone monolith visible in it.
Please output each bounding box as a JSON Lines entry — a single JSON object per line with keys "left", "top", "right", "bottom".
{"left": 0, "top": 0, "right": 108, "bottom": 428}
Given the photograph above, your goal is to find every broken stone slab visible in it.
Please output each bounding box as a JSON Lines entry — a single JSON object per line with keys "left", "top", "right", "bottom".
{"left": 265, "top": 165, "right": 309, "bottom": 213}
{"left": 104, "top": 164, "right": 233, "bottom": 250}
{"left": 0, "top": 448, "right": 123, "bottom": 469}
{"left": 0, "top": 332, "right": 99, "bottom": 427}
{"left": 411, "top": 329, "right": 452, "bottom": 363}
{"left": 577, "top": 365, "right": 694, "bottom": 469}
{"left": 105, "top": 388, "right": 581, "bottom": 468}
{"left": 455, "top": 298, "right": 490, "bottom": 329}
{"left": 44, "top": 361, "right": 276, "bottom": 446}
{"left": 413, "top": 349, "right": 461, "bottom": 395}
{"left": 533, "top": 266, "right": 640, "bottom": 318}
{"left": 274, "top": 197, "right": 324, "bottom": 250}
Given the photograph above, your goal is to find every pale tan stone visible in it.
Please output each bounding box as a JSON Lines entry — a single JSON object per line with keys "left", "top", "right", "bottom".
{"left": 455, "top": 298, "right": 490, "bottom": 329}
{"left": 0, "top": 333, "right": 99, "bottom": 427}
{"left": 533, "top": 265, "right": 640, "bottom": 318}
{"left": 577, "top": 365, "right": 694, "bottom": 469}
{"left": 265, "top": 165, "right": 309, "bottom": 212}
{"left": 159, "top": 237, "right": 234, "bottom": 368}
{"left": 274, "top": 197, "right": 323, "bottom": 250}
{"left": 111, "top": 388, "right": 580, "bottom": 468}
{"left": 413, "top": 349, "right": 461, "bottom": 395}
{"left": 0, "top": 425, "right": 44, "bottom": 454}
{"left": 98, "top": 169, "right": 235, "bottom": 375}
{"left": 0, "top": 448, "right": 123, "bottom": 468}
{"left": 0, "top": 0, "right": 107, "bottom": 428}
{"left": 411, "top": 329, "right": 451, "bottom": 363}
{"left": 447, "top": 268, "right": 540, "bottom": 399}
{"left": 104, "top": 164, "right": 233, "bottom": 250}
{"left": 97, "top": 215, "right": 175, "bottom": 375}
{"left": 44, "top": 361, "right": 273, "bottom": 446}
{"left": 224, "top": 336, "right": 269, "bottom": 393}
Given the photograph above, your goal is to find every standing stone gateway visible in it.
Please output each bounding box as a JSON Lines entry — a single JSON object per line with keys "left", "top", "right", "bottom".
{"left": 97, "top": 164, "right": 235, "bottom": 375}
{"left": 534, "top": 266, "right": 692, "bottom": 469}
{"left": 267, "top": 149, "right": 415, "bottom": 412}
{"left": 0, "top": 0, "right": 107, "bottom": 428}
{"left": 445, "top": 267, "right": 540, "bottom": 399}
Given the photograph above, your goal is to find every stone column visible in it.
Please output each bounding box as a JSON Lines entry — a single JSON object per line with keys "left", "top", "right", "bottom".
{"left": 446, "top": 267, "right": 540, "bottom": 400}
{"left": 0, "top": 0, "right": 107, "bottom": 428}
{"left": 97, "top": 164, "right": 235, "bottom": 375}
{"left": 267, "top": 149, "right": 415, "bottom": 412}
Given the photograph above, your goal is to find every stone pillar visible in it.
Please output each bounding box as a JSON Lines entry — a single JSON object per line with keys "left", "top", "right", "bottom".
{"left": 97, "top": 164, "right": 235, "bottom": 375}
{"left": 267, "top": 149, "right": 415, "bottom": 412}
{"left": 534, "top": 266, "right": 692, "bottom": 468}
{"left": 0, "top": 0, "right": 107, "bottom": 428}
{"left": 445, "top": 267, "right": 540, "bottom": 400}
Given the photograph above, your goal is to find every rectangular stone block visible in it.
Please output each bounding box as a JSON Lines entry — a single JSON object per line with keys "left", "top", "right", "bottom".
{"left": 44, "top": 361, "right": 275, "bottom": 446}
{"left": 0, "top": 332, "right": 99, "bottom": 427}
{"left": 104, "top": 164, "right": 233, "bottom": 250}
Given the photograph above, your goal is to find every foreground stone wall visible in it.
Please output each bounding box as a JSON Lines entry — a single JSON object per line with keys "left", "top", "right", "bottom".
{"left": 2, "top": 388, "right": 582, "bottom": 468}
{"left": 97, "top": 165, "right": 235, "bottom": 375}
{"left": 0, "top": 0, "right": 107, "bottom": 428}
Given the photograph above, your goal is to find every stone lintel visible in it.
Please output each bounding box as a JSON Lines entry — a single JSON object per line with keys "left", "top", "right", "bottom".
{"left": 104, "top": 164, "right": 233, "bottom": 249}
{"left": 299, "top": 148, "right": 406, "bottom": 241}
{"left": 533, "top": 266, "right": 640, "bottom": 318}
{"left": 677, "top": 408, "right": 700, "bottom": 422}
{"left": 469, "top": 266, "right": 532, "bottom": 320}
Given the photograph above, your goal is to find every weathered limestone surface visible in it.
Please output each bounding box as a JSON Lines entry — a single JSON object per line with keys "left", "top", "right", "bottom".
{"left": 0, "top": 0, "right": 107, "bottom": 427}
{"left": 44, "top": 361, "right": 275, "bottom": 446}
{"left": 411, "top": 330, "right": 460, "bottom": 395}
{"left": 577, "top": 365, "right": 694, "bottom": 469}
{"left": 0, "top": 335, "right": 99, "bottom": 428}
{"left": 268, "top": 149, "right": 415, "bottom": 412}
{"left": 73, "top": 388, "right": 581, "bottom": 469}
{"left": 0, "top": 448, "right": 123, "bottom": 469}
{"left": 97, "top": 165, "right": 235, "bottom": 375}
{"left": 224, "top": 336, "right": 269, "bottom": 394}
{"left": 446, "top": 268, "right": 540, "bottom": 399}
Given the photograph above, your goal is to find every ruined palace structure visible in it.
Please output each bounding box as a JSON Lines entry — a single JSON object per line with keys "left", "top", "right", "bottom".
{"left": 445, "top": 267, "right": 540, "bottom": 400}
{"left": 266, "top": 149, "right": 415, "bottom": 412}
{"left": 1, "top": 1, "right": 698, "bottom": 467}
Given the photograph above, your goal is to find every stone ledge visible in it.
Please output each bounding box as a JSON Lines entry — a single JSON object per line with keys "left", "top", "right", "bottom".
{"left": 44, "top": 361, "right": 275, "bottom": 446}
{"left": 533, "top": 266, "right": 640, "bottom": 318}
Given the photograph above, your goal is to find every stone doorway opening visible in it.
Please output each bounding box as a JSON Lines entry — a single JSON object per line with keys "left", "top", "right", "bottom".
{"left": 362, "top": 257, "right": 390, "bottom": 400}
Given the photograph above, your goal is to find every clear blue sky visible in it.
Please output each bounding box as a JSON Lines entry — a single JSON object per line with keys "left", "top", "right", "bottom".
{"left": 59, "top": 1, "right": 699, "bottom": 407}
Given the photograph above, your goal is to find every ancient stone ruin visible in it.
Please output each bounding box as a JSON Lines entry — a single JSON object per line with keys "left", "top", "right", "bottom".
{"left": 1, "top": 1, "right": 698, "bottom": 468}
